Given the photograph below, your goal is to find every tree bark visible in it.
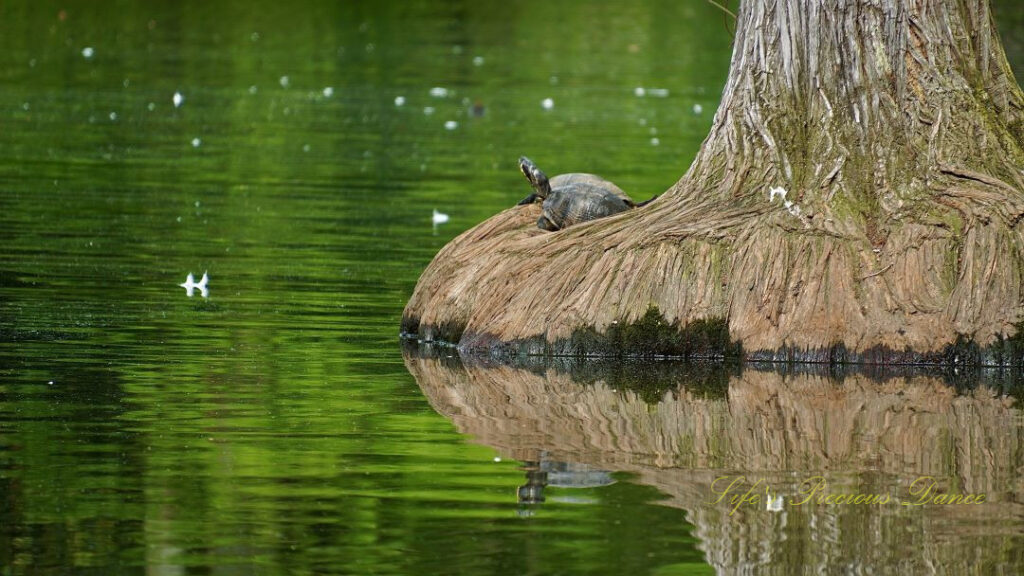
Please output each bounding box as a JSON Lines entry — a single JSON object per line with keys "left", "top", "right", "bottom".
{"left": 403, "top": 0, "right": 1024, "bottom": 363}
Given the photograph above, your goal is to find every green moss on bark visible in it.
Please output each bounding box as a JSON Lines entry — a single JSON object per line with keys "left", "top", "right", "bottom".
{"left": 567, "top": 306, "right": 743, "bottom": 359}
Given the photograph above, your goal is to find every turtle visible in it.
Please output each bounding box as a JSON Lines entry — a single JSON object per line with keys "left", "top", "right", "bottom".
{"left": 516, "top": 156, "right": 657, "bottom": 231}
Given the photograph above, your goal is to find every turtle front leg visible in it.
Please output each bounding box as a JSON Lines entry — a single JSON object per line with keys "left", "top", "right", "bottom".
{"left": 517, "top": 193, "right": 540, "bottom": 206}
{"left": 537, "top": 216, "right": 560, "bottom": 231}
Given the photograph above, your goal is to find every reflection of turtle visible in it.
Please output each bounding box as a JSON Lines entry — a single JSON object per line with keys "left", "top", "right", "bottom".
{"left": 517, "top": 459, "right": 616, "bottom": 505}
{"left": 516, "top": 156, "right": 657, "bottom": 231}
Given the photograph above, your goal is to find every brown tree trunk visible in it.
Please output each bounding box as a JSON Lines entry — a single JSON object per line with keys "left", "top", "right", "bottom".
{"left": 403, "top": 0, "right": 1024, "bottom": 363}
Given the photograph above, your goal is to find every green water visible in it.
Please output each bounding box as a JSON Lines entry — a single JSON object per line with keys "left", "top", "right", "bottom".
{"left": 1, "top": 1, "right": 1023, "bottom": 574}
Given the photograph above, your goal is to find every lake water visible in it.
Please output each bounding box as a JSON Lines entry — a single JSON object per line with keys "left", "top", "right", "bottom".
{"left": 2, "top": 1, "right": 1023, "bottom": 574}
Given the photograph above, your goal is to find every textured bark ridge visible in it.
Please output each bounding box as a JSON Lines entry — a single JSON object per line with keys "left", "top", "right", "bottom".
{"left": 403, "top": 0, "right": 1024, "bottom": 363}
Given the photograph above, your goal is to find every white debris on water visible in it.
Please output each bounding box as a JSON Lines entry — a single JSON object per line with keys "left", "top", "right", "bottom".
{"left": 322, "top": 86, "right": 334, "bottom": 97}
{"left": 541, "top": 98, "right": 554, "bottom": 110}
{"left": 650, "top": 137, "right": 660, "bottom": 146}
{"left": 109, "top": 112, "right": 117, "bottom": 121}
{"left": 248, "top": 85, "right": 258, "bottom": 94}
{"left": 173, "top": 91, "right": 184, "bottom": 108}
{"left": 432, "top": 209, "right": 449, "bottom": 225}
{"left": 635, "top": 87, "right": 669, "bottom": 98}
{"left": 180, "top": 272, "right": 209, "bottom": 298}
{"left": 429, "top": 87, "right": 449, "bottom": 98}
{"left": 279, "top": 75, "right": 290, "bottom": 88}
{"left": 147, "top": 102, "right": 156, "bottom": 111}
{"left": 444, "top": 120, "right": 458, "bottom": 130}
{"left": 493, "top": 457, "right": 502, "bottom": 463}
{"left": 394, "top": 96, "right": 406, "bottom": 106}
{"left": 472, "top": 56, "right": 484, "bottom": 66}
{"left": 191, "top": 137, "right": 202, "bottom": 148}
{"left": 81, "top": 47, "right": 95, "bottom": 59}
{"left": 693, "top": 103, "right": 704, "bottom": 114}
{"left": 423, "top": 106, "right": 434, "bottom": 115}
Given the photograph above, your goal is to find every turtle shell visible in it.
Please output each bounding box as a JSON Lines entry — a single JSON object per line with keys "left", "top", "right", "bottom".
{"left": 542, "top": 182, "right": 633, "bottom": 230}
{"left": 549, "top": 173, "right": 631, "bottom": 203}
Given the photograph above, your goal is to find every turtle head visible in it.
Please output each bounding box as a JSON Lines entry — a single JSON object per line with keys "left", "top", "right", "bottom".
{"left": 519, "top": 156, "right": 551, "bottom": 199}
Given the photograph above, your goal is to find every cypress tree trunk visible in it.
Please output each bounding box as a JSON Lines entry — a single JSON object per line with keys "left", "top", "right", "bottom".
{"left": 403, "top": 0, "right": 1024, "bottom": 363}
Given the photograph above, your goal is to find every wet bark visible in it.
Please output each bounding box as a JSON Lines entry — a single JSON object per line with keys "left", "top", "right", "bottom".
{"left": 403, "top": 0, "right": 1024, "bottom": 363}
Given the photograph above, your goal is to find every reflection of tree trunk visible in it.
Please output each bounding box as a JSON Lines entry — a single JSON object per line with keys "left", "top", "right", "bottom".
{"left": 403, "top": 0, "right": 1024, "bottom": 363}
{"left": 404, "top": 349, "right": 1024, "bottom": 572}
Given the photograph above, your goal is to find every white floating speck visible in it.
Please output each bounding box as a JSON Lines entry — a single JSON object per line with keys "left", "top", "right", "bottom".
{"left": 648, "top": 88, "right": 669, "bottom": 98}
{"left": 147, "top": 102, "right": 156, "bottom": 111}
{"left": 394, "top": 95, "right": 406, "bottom": 106}
{"left": 472, "top": 56, "right": 484, "bottom": 66}
{"left": 123, "top": 78, "right": 130, "bottom": 88}
{"left": 634, "top": 87, "right": 646, "bottom": 97}
{"left": 649, "top": 127, "right": 658, "bottom": 135}
{"left": 279, "top": 75, "right": 290, "bottom": 88}
{"left": 638, "top": 118, "right": 647, "bottom": 126}
{"left": 322, "top": 86, "right": 334, "bottom": 97}
{"left": 650, "top": 137, "right": 660, "bottom": 146}
{"left": 429, "top": 87, "right": 449, "bottom": 98}
{"left": 81, "top": 47, "right": 95, "bottom": 59}
{"left": 191, "top": 137, "right": 202, "bottom": 147}
{"left": 432, "top": 209, "right": 449, "bottom": 225}
{"left": 22, "top": 102, "right": 30, "bottom": 111}
{"left": 549, "top": 75, "right": 559, "bottom": 85}
{"left": 493, "top": 457, "right": 501, "bottom": 463}
{"left": 692, "top": 103, "right": 704, "bottom": 114}
{"left": 179, "top": 271, "right": 209, "bottom": 298}
{"left": 250, "top": 32, "right": 260, "bottom": 42}
{"left": 423, "top": 106, "right": 435, "bottom": 115}
{"left": 248, "top": 85, "right": 258, "bottom": 94}
{"left": 173, "top": 91, "right": 184, "bottom": 108}
{"left": 29, "top": 58, "right": 36, "bottom": 68}
{"left": 109, "top": 112, "right": 117, "bottom": 121}
{"left": 444, "top": 120, "right": 458, "bottom": 130}
{"left": 302, "top": 144, "right": 311, "bottom": 152}
{"left": 541, "top": 97, "right": 554, "bottom": 110}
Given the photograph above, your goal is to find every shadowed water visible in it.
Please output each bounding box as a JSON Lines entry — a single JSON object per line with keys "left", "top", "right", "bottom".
{"left": 1, "top": 0, "right": 1023, "bottom": 574}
